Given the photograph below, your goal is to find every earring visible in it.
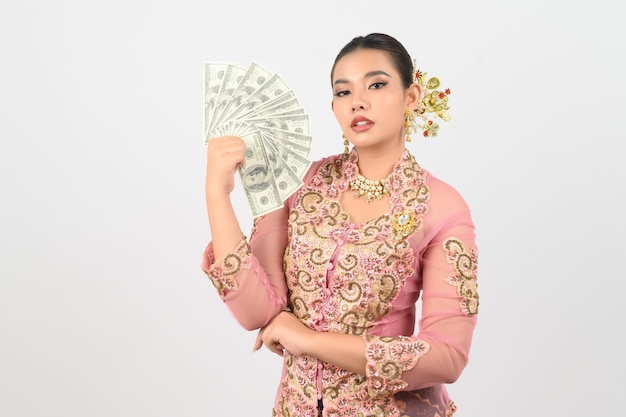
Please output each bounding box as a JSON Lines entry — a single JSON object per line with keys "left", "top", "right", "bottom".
{"left": 404, "top": 109, "right": 416, "bottom": 142}
{"left": 343, "top": 134, "right": 350, "bottom": 154}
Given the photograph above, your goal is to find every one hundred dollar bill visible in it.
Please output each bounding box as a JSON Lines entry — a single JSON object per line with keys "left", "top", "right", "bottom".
{"left": 263, "top": 139, "right": 305, "bottom": 202}
{"left": 204, "top": 62, "right": 231, "bottom": 143}
{"left": 238, "top": 126, "right": 284, "bottom": 217}
{"left": 257, "top": 126, "right": 313, "bottom": 156}
{"left": 259, "top": 131, "right": 312, "bottom": 178}
{"left": 245, "top": 113, "right": 311, "bottom": 136}
{"left": 243, "top": 91, "right": 300, "bottom": 119}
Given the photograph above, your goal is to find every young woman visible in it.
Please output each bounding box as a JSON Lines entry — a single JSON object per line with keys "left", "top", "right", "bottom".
{"left": 203, "top": 33, "right": 479, "bottom": 417}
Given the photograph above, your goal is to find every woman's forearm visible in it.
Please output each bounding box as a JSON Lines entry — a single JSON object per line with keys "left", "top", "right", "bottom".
{"left": 204, "top": 136, "right": 248, "bottom": 259}
{"left": 307, "top": 331, "right": 367, "bottom": 376}
{"left": 206, "top": 194, "right": 244, "bottom": 260}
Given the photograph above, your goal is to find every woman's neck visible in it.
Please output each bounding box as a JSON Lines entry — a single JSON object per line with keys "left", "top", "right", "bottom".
{"left": 354, "top": 144, "right": 406, "bottom": 180}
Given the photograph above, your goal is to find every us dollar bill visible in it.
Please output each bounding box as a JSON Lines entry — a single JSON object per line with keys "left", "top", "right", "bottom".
{"left": 244, "top": 91, "right": 300, "bottom": 119}
{"left": 238, "top": 126, "right": 284, "bottom": 217}
{"left": 259, "top": 131, "right": 312, "bottom": 178}
{"left": 258, "top": 126, "right": 312, "bottom": 155}
{"left": 245, "top": 113, "right": 311, "bottom": 136}
{"left": 263, "top": 139, "right": 304, "bottom": 202}
{"left": 204, "top": 62, "right": 231, "bottom": 143}
{"left": 247, "top": 107, "right": 305, "bottom": 121}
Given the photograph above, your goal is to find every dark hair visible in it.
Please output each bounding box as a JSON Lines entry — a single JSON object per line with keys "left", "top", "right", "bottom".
{"left": 331, "top": 33, "right": 414, "bottom": 88}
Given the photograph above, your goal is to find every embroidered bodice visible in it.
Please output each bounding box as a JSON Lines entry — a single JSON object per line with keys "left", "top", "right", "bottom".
{"left": 202, "top": 149, "right": 478, "bottom": 417}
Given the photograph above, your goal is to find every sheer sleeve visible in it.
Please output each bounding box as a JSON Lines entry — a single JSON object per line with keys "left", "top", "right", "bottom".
{"left": 201, "top": 204, "right": 289, "bottom": 330}
{"left": 363, "top": 178, "right": 479, "bottom": 397}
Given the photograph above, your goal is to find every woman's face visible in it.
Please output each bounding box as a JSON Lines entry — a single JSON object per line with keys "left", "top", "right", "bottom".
{"left": 331, "top": 48, "right": 418, "bottom": 151}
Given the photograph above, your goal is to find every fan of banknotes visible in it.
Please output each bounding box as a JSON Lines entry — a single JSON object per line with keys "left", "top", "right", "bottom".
{"left": 204, "top": 62, "right": 313, "bottom": 218}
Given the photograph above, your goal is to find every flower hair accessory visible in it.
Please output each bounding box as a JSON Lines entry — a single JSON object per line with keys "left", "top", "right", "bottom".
{"left": 406, "top": 59, "right": 452, "bottom": 139}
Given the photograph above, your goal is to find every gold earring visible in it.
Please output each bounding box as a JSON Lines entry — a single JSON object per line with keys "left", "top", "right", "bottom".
{"left": 342, "top": 134, "right": 350, "bottom": 154}
{"left": 405, "top": 109, "right": 415, "bottom": 142}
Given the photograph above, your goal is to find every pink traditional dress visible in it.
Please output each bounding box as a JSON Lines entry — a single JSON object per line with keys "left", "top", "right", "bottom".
{"left": 202, "top": 149, "right": 479, "bottom": 417}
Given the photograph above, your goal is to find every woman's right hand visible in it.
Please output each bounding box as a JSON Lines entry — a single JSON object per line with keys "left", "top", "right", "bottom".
{"left": 205, "top": 136, "right": 247, "bottom": 200}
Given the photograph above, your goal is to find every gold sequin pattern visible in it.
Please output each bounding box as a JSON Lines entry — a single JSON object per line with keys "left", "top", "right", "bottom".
{"left": 443, "top": 238, "right": 479, "bottom": 315}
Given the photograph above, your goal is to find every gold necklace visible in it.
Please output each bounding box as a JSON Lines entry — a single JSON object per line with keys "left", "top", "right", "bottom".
{"left": 349, "top": 174, "right": 390, "bottom": 204}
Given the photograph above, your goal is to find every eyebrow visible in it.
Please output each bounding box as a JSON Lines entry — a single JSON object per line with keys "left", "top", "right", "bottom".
{"left": 333, "top": 70, "right": 392, "bottom": 86}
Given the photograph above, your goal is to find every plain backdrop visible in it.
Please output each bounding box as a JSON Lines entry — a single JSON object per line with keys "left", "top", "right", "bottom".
{"left": 1, "top": 1, "right": 624, "bottom": 416}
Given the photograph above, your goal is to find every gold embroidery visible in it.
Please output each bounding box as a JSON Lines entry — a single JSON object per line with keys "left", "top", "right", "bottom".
{"left": 443, "top": 238, "right": 479, "bottom": 315}
{"left": 250, "top": 215, "right": 265, "bottom": 237}
{"left": 203, "top": 237, "right": 251, "bottom": 298}
{"left": 337, "top": 254, "right": 358, "bottom": 271}
{"left": 338, "top": 281, "right": 362, "bottom": 302}
{"left": 378, "top": 274, "right": 399, "bottom": 304}
{"left": 364, "top": 335, "right": 431, "bottom": 399}
{"left": 447, "top": 400, "right": 458, "bottom": 416}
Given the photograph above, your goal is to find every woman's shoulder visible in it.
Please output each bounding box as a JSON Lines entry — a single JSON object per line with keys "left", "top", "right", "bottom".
{"left": 285, "top": 153, "right": 343, "bottom": 207}
{"left": 309, "top": 153, "right": 339, "bottom": 171}
{"left": 422, "top": 168, "right": 471, "bottom": 212}
{"left": 303, "top": 153, "right": 345, "bottom": 182}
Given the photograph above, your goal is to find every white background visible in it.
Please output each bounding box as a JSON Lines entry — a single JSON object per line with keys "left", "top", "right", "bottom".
{"left": 1, "top": 1, "right": 624, "bottom": 416}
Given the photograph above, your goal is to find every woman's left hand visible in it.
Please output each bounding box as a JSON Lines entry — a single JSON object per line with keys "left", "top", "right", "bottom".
{"left": 253, "top": 311, "right": 314, "bottom": 357}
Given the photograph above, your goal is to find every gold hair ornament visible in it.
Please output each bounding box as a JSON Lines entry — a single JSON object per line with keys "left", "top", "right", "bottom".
{"left": 406, "top": 59, "right": 452, "bottom": 140}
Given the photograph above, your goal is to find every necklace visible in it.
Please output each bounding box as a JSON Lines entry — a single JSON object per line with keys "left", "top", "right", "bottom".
{"left": 349, "top": 173, "right": 390, "bottom": 204}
